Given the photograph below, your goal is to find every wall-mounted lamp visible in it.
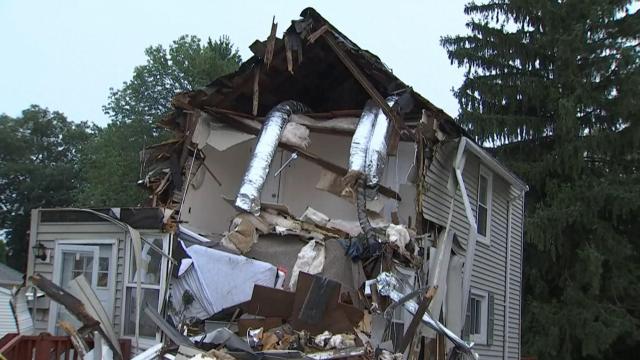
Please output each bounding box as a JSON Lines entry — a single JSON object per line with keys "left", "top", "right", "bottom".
{"left": 32, "top": 242, "right": 48, "bottom": 261}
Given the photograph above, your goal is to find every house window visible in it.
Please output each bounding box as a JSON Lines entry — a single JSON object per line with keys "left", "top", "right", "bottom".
{"left": 476, "top": 165, "right": 493, "bottom": 243}
{"left": 464, "top": 290, "right": 494, "bottom": 345}
{"left": 69, "top": 253, "right": 93, "bottom": 284}
{"left": 122, "top": 235, "right": 169, "bottom": 340}
{"left": 97, "top": 257, "right": 110, "bottom": 288}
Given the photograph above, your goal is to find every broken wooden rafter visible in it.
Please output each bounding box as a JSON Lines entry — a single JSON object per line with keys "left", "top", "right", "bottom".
{"left": 322, "top": 31, "right": 405, "bottom": 155}
{"left": 59, "top": 321, "right": 90, "bottom": 358}
{"left": 202, "top": 108, "right": 402, "bottom": 201}
{"left": 252, "top": 64, "right": 261, "bottom": 116}
{"left": 264, "top": 17, "right": 278, "bottom": 69}
{"left": 206, "top": 106, "right": 363, "bottom": 121}
{"left": 399, "top": 286, "right": 437, "bottom": 353}
{"left": 30, "top": 274, "right": 100, "bottom": 330}
{"left": 307, "top": 24, "right": 330, "bottom": 44}
{"left": 285, "top": 34, "right": 294, "bottom": 74}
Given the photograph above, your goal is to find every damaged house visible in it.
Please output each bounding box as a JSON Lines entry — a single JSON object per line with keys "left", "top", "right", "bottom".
{"left": 23, "top": 8, "right": 527, "bottom": 360}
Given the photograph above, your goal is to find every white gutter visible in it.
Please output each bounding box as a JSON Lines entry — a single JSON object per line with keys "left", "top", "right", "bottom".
{"left": 454, "top": 137, "right": 528, "bottom": 334}
{"left": 518, "top": 191, "right": 526, "bottom": 360}
{"left": 459, "top": 138, "right": 528, "bottom": 192}
{"left": 453, "top": 138, "right": 477, "bottom": 320}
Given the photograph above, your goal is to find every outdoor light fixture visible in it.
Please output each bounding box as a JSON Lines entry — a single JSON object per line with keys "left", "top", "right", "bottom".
{"left": 33, "top": 242, "right": 48, "bottom": 261}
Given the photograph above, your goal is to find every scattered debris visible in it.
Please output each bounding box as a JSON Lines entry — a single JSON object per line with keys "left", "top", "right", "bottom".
{"left": 18, "top": 6, "right": 530, "bottom": 360}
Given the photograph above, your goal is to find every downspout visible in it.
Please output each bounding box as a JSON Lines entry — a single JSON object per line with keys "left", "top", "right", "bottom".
{"left": 504, "top": 192, "right": 514, "bottom": 360}
{"left": 453, "top": 137, "right": 478, "bottom": 323}
{"left": 235, "top": 100, "right": 309, "bottom": 214}
{"left": 503, "top": 189, "right": 525, "bottom": 360}
{"left": 518, "top": 190, "right": 526, "bottom": 360}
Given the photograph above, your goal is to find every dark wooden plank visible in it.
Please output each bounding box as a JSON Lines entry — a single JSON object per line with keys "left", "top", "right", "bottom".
{"left": 321, "top": 32, "right": 404, "bottom": 134}
{"left": 29, "top": 274, "right": 99, "bottom": 329}
{"left": 399, "top": 287, "right": 437, "bottom": 353}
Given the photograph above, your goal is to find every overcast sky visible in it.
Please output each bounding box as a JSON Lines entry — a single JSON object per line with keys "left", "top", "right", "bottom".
{"left": 0, "top": 0, "right": 469, "bottom": 126}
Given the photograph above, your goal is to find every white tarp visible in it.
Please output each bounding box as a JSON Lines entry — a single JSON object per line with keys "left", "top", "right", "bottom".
{"left": 183, "top": 243, "right": 277, "bottom": 314}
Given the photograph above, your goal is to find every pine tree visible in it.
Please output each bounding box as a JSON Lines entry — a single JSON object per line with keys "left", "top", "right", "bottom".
{"left": 442, "top": 1, "right": 640, "bottom": 359}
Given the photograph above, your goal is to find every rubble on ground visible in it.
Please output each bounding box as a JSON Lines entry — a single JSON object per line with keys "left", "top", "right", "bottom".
{"left": 26, "top": 7, "right": 484, "bottom": 360}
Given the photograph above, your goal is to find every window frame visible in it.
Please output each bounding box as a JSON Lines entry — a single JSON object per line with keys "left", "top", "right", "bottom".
{"left": 469, "top": 289, "right": 489, "bottom": 345}
{"left": 476, "top": 165, "right": 493, "bottom": 245}
{"left": 121, "top": 233, "right": 170, "bottom": 348}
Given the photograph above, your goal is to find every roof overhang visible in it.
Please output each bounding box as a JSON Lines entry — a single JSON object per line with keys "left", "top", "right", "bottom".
{"left": 456, "top": 137, "right": 529, "bottom": 192}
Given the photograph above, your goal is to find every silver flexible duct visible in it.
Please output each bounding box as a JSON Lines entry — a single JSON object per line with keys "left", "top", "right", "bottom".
{"left": 365, "top": 96, "right": 398, "bottom": 186}
{"left": 348, "top": 100, "right": 379, "bottom": 173}
{"left": 376, "top": 272, "right": 478, "bottom": 359}
{"left": 235, "top": 100, "right": 309, "bottom": 214}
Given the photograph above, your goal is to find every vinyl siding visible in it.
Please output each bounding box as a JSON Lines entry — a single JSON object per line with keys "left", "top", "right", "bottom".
{"left": 422, "top": 143, "right": 523, "bottom": 360}
{"left": 0, "top": 289, "right": 17, "bottom": 337}
{"left": 27, "top": 209, "right": 127, "bottom": 335}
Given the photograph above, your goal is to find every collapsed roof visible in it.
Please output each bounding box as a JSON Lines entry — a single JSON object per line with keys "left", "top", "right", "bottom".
{"left": 164, "top": 7, "right": 465, "bottom": 138}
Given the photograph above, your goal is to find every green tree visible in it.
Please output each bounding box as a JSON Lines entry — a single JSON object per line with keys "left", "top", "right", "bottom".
{"left": 0, "top": 240, "right": 8, "bottom": 265}
{"left": 442, "top": 1, "right": 639, "bottom": 359}
{"left": 0, "top": 106, "right": 93, "bottom": 271}
{"left": 76, "top": 35, "right": 241, "bottom": 207}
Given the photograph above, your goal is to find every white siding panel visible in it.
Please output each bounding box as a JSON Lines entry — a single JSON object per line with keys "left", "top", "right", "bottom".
{"left": 0, "top": 290, "right": 17, "bottom": 337}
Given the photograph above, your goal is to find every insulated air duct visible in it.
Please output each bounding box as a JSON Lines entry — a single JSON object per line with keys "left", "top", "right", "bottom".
{"left": 348, "top": 100, "right": 379, "bottom": 174}
{"left": 347, "top": 96, "right": 398, "bottom": 242}
{"left": 365, "top": 96, "right": 398, "bottom": 186}
{"left": 235, "top": 100, "right": 309, "bottom": 214}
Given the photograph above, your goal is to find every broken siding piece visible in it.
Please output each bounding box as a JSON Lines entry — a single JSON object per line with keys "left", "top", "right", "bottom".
{"left": 68, "top": 275, "right": 123, "bottom": 359}
{"left": 427, "top": 230, "right": 455, "bottom": 320}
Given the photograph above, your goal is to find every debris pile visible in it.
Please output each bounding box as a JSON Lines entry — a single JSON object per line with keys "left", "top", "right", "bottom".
{"left": 130, "top": 7, "right": 476, "bottom": 360}
{"left": 27, "top": 7, "right": 485, "bottom": 360}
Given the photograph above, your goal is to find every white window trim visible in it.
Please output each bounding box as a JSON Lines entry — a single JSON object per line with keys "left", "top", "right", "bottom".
{"left": 476, "top": 165, "right": 493, "bottom": 245}
{"left": 469, "top": 289, "right": 489, "bottom": 345}
{"left": 120, "top": 233, "right": 170, "bottom": 349}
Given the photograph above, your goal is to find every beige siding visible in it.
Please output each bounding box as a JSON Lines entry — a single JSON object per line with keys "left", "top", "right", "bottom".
{"left": 422, "top": 144, "right": 523, "bottom": 360}
{"left": 27, "top": 210, "right": 127, "bottom": 335}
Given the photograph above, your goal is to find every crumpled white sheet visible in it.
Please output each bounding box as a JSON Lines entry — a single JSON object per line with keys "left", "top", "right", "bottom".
{"left": 289, "top": 240, "right": 326, "bottom": 289}
{"left": 185, "top": 243, "right": 277, "bottom": 314}
{"left": 386, "top": 224, "right": 410, "bottom": 252}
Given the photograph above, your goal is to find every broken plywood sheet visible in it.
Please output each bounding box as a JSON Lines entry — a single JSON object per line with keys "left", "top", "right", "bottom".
{"left": 245, "top": 236, "right": 366, "bottom": 299}
{"left": 241, "top": 272, "right": 363, "bottom": 335}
